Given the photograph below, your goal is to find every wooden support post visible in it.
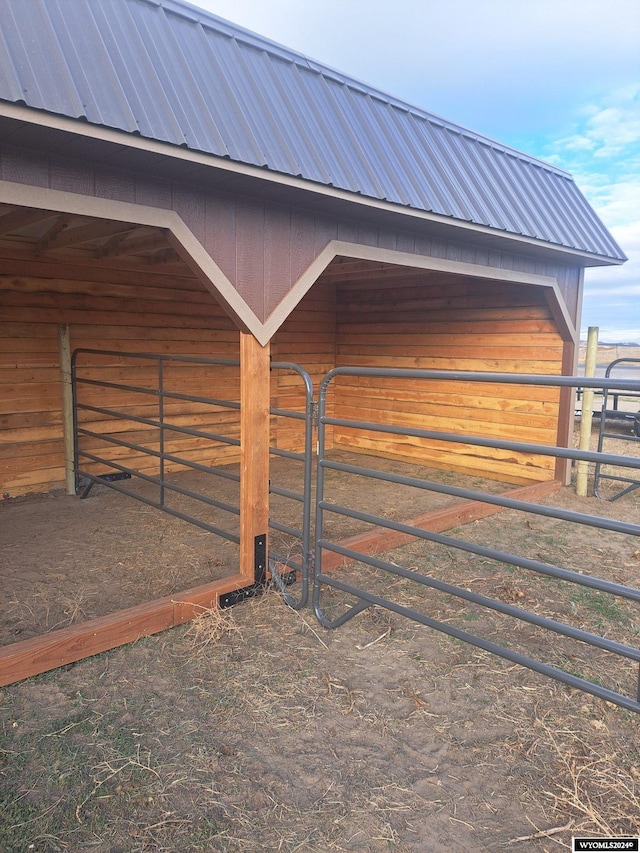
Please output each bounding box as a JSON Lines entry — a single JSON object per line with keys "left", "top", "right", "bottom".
{"left": 57, "top": 323, "right": 76, "bottom": 495}
{"left": 555, "top": 338, "right": 577, "bottom": 485}
{"left": 239, "top": 332, "right": 270, "bottom": 581}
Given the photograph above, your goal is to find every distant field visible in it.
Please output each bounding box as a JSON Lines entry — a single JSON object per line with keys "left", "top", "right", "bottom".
{"left": 578, "top": 343, "right": 640, "bottom": 363}
{"left": 578, "top": 344, "right": 640, "bottom": 380}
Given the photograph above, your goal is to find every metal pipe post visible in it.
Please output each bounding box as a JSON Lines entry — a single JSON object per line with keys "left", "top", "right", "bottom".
{"left": 576, "top": 326, "right": 599, "bottom": 496}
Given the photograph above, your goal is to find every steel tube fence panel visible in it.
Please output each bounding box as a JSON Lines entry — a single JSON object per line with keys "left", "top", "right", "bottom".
{"left": 71, "top": 348, "right": 243, "bottom": 547}
{"left": 75, "top": 376, "right": 241, "bottom": 411}
{"left": 270, "top": 408, "right": 307, "bottom": 420}
{"left": 75, "top": 457, "right": 240, "bottom": 544}
{"left": 320, "top": 415, "right": 640, "bottom": 470}
{"left": 320, "top": 365, "right": 640, "bottom": 392}
{"left": 316, "top": 543, "right": 640, "bottom": 661}
{"left": 313, "top": 366, "right": 640, "bottom": 713}
{"left": 320, "top": 458, "right": 640, "bottom": 538}
{"left": 269, "top": 520, "right": 304, "bottom": 539}
{"left": 76, "top": 449, "right": 240, "bottom": 515}
{"left": 268, "top": 362, "right": 315, "bottom": 609}
{"left": 77, "top": 416, "right": 240, "bottom": 447}
{"left": 75, "top": 426, "right": 242, "bottom": 481}
{"left": 73, "top": 348, "right": 241, "bottom": 367}
{"left": 270, "top": 485, "right": 305, "bottom": 503}
{"left": 316, "top": 574, "right": 640, "bottom": 715}
{"left": 594, "top": 358, "right": 640, "bottom": 501}
{"left": 316, "top": 501, "right": 640, "bottom": 601}
{"left": 269, "top": 448, "right": 307, "bottom": 462}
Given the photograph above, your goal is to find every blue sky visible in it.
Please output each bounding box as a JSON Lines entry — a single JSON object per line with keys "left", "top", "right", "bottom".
{"left": 192, "top": 0, "right": 640, "bottom": 341}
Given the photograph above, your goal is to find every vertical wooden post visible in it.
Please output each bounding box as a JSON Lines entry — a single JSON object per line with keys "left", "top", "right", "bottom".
{"left": 555, "top": 339, "right": 577, "bottom": 485}
{"left": 239, "top": 332, "right": 270, "bottom": 580}
{"left": 58, "top": 323, "right": 76, "bottom": 495}
{"left": 576, "top": 326, "right": 599, "bottom": 497}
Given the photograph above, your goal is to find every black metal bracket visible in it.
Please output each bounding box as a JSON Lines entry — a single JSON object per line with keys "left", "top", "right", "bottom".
{"left": 78, "top": 471, "right": 132, "bottom": 499}
{"left": 220, "top": 534, "right": 266, "bottom": 609}
{"left": 219, "top": 534, "right": 297, "bottom": 609}
{"left": 219, "top": 582, "right": 264, "bottom": 608}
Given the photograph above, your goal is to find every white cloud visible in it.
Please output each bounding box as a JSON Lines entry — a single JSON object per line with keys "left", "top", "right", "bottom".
{"left": 557, "top": 87, "right": 640, "bottom": 160}
{"left": 520, "top": 84, "right": 640, "bottom": 342}
{"left": 193, "top": 0, "right": 640, "bottom": 140}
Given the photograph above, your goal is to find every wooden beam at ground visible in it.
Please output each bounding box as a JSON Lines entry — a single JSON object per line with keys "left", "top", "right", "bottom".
{"left": 0, "top": 573, "right": 250, "bottom": 687}
{"left": 319, "top": 479, "right": 563, "bottom": 573}
{"left": 239, "top": 332, "right": 271, "bottom": 579}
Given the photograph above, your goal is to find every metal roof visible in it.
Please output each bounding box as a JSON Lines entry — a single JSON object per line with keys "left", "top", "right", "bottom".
{"left": 0, "top": 0, "right": 626, "bottom": 262}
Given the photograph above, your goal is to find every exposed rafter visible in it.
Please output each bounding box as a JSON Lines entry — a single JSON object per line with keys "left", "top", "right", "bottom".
{"left": 0, "top": 206, "right": 58, "bottom": 237}
{"left": 40, "top": 219, "right": 137, "bottom": 252}
{"left": 145, "top": 247, "right": 180, "bottom": 265}
{"left": 36, "top": 215, "right": 73, "bottom": 253}
{"left": 0, "top": 204, "right": 178, "bottom": 271}
{"left": 318, "top": 258, "right": 434, "bottom": 284}
{"left": 107, "top": 230, "right": 172, "bottom": 258}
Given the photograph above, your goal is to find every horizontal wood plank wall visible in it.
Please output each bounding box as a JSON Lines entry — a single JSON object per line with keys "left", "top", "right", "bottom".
{"left": 333, "top": 274, "right": 564, "bottom": 484}
{"left": 271, "top": 278, "right": 337, "bottom": 452}
{"left": 0, "top": 257, "right": 240, "bottom": 497}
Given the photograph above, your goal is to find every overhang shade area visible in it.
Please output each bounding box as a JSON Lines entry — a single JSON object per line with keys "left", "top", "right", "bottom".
{"left": 0, "top": 0, "right": 628, "bottom": 683}
{"left": 0, "top": 202, "right": 241, "bottom": 499}
{"left": 1, "top": 193, "right": 576, "bottom": 502}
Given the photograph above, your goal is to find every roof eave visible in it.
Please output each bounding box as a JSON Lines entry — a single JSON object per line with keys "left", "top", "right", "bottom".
{"left": 0, "top": 102, "right": 627, "bottom": 269}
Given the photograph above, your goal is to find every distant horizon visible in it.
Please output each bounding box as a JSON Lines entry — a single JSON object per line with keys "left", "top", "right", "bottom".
{"left": 579, "top": 338, "right": 640, "bottom": 344}
{"left": 579, "top": 327, "right": 640, "bottom": 344}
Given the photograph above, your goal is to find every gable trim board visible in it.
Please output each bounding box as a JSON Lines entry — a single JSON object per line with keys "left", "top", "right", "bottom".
{"left": 0, "top": 179, "right": 571, "bottom": 347}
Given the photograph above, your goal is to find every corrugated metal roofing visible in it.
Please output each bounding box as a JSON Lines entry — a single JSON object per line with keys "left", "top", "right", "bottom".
{"left": 0, "top": 0, "right": 626, "bottom": 262}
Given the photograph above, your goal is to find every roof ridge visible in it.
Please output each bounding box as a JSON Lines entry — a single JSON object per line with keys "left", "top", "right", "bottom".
{"left": 154, "top": 0, "right": 571, "bottom": 179}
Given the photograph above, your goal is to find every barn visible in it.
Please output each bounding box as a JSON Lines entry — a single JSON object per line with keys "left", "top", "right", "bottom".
{"left": 0, "top": 0, "right": 626, "bottom": 683}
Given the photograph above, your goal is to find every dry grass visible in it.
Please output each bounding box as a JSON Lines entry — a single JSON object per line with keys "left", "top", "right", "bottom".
{"left": 1, "top": 582, "right": 639, "bottom": 852}
{"left": 537, "top": 716, "right": 640, "bottom": 837}
{"left": 179, "top": 601, "right": 243, "bottom": 656}
{"left": 5, "top": 588, "right": 94, "bottom": 637}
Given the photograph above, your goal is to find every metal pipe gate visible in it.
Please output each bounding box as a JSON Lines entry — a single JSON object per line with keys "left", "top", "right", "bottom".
{"left": 72, "top": 352, "right": 640, "bottom": 713}
{"left": 267, "top": 361, "right": 315, "bottom": 609}
{"left": 71, "top": 348, "right": 316, "bottom": 602}
{"left": 594, "top": 357, "right": 640, "bottom": 500}
{"left": 72, "top": 348, "right": 243, "bottom": 543}
{"left": 312, "top": 367, "right": 640, "bottom": 714}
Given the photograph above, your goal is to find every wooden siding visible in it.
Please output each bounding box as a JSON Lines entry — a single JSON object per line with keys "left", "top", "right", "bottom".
{"left": 0, "top": 256, "right": 240, "bottom": 497}
{"left": 2, "top": 257, "right": 568, "bottom": 497}
{"left": 271, "top": 277, "right": 337, "bottom": 452}
{"left": 0, "top": 137, "right": 582, "bottom": 494}
{"left": 269, "top": 267, "right": 566, "bottom": 485}
{"left": 332, "top": 274, "right": 564, "bottom": 484}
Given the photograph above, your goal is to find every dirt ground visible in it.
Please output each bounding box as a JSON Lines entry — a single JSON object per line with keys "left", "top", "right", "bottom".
{"left": 0, "top": 452, "right": 506, "bottom": 645}
{"left": 1, "top": 423, "right": 639, "bottom": 851}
